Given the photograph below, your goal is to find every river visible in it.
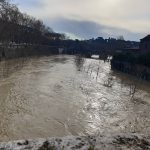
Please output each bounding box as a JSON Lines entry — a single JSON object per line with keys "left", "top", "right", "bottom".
{"left": 0, "top": 55, "right": 150, "bottom": 142}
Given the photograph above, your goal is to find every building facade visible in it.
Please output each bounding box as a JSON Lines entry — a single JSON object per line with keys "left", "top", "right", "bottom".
{"left": 140, "top": 35, "right": 150, "bottom": 53}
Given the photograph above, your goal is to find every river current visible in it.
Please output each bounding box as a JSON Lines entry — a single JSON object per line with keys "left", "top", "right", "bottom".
{"left": 0, "top": 55, "right": 149, "bottom": 141}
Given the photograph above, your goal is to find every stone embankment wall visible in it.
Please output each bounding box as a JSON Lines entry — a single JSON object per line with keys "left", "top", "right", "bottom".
{"left": 0, "top": 133, "right": 149, "bottom": 150}
{"left": 0, "top": 45, "right": 59, "bottom": 60}
{"left": 111, "top": 60, "right": 150, "bottom": 81}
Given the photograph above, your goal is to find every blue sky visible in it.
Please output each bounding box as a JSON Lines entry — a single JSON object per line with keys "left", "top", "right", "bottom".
{"left": 13, "top": 0, "right": 150, "bottom": 41}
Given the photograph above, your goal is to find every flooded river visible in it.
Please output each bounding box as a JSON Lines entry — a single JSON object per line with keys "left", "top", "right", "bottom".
{"left": 0, "top": 55, "right": 150, "bottom": 142}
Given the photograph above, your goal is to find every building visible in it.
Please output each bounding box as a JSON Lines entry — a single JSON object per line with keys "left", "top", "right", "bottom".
{"left": 140, "top": 35, "right": 150, "bottom": 53}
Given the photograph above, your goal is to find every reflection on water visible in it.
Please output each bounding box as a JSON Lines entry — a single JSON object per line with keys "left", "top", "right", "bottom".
{"left": 0, "top": 55, "right": 150, "bottom": 142}
{"left": 0, "top": 58, "right": 27, "bottom": 79}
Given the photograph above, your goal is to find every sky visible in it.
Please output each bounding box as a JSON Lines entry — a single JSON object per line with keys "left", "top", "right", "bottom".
{"left": 13, "top": 0, "right": 150, "bottom": 41}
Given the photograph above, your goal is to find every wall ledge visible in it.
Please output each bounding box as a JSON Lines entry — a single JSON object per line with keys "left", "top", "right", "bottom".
{"left": 0, "top": 133, "right": 150, "bottom": 150}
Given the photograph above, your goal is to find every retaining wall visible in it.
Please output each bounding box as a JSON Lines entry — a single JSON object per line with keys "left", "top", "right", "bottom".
{"left": 111, "top": 60, "right": 150, "bottom": 81}
{"left": 0, "top": 45, "right": 59, "bottom": 60}
{"left": 0, "top": 133, "right": 149, "bottom": 150}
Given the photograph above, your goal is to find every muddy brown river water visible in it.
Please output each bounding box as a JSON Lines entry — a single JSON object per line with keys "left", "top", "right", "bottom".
{"left": 0, "top": 55, "right": 150, "bottom": 142}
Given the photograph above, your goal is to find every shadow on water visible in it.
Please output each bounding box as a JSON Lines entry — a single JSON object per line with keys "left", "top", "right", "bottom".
{"left": 0, "top": 58, "right": 28, "bottom": 79}
{"left": 0, "top": 55, "right": 71, "bottom": 80}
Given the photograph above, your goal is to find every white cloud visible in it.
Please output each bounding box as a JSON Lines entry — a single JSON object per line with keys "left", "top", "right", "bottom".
{"left": 14, "top": 0, "right": 150, "bottom": 40}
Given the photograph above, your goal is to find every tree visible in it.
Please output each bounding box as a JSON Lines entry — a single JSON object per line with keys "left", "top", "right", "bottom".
{"left": 0, "top": 0, "right": 63, "bottom": 45}
{"left": 117, "top": 35, "right": 124, "bottom": 41}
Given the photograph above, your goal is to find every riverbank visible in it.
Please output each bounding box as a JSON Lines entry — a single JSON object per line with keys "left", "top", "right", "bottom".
{"left": 111, "top": 60, "right": 150, "bottom": 81}
{"left": 0, "top": 45, "right": 59, "bottom": 60}
{"left": 0, "top": 133, "right": 149, "bottom": 150}
{"left": 111, "top": 52, "right": 150, "bottom": 81}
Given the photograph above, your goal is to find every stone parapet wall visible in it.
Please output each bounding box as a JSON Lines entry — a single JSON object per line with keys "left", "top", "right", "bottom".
{"left": 0, "top": 133, "right": 149, "bottom": 150}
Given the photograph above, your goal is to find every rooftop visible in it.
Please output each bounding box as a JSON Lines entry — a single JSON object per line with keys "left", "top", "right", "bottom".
{"left": 141, "top": 35, "right": 150, "bottom": 41}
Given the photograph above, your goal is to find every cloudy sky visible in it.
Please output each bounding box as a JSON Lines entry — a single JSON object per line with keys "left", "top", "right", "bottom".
{"left": 13, "top": 0, "right": 150, "bottom": 41}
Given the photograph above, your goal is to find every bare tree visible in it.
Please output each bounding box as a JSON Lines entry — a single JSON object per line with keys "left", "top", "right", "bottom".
{"left": 0, "top": 0, "right": 64, "bottom": 46}
{"left": 129, "top": 84, "right": 137, "bottom": 99}
{"left": 103, "top": 76, "right": 113, "bottom": 87}
{"left": 117, "top": 35, "right": 125, "bottom": 41}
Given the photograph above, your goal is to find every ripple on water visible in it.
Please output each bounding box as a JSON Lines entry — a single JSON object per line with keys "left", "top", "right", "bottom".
{"left": 0, "top": 55, "right": 149, "bottom": 141}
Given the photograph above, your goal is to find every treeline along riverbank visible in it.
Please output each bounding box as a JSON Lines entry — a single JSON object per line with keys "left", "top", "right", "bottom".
{"left": 111, "top": 52, "right": 150, "bottom": 81}
{"left": 0, "top": 0, "right": 64, "bottom": 60}
{"left": 0, "top": 0, "right": 64, "bottom": 46}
